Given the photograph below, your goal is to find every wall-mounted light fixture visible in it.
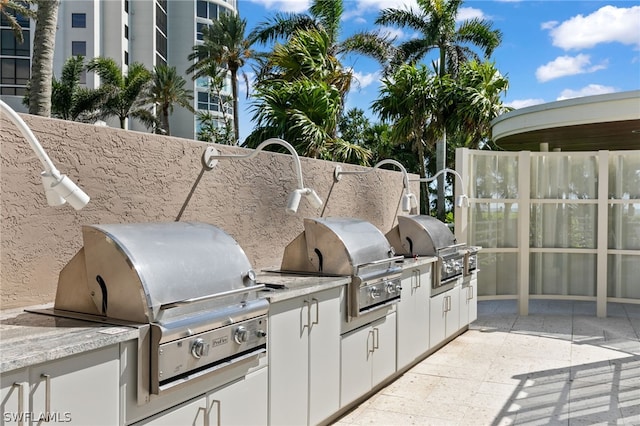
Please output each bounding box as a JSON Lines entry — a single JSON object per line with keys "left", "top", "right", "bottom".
{"left": 411, "top": 168, "right": 469, "bottom": 208}
{"left": 334, "top": 159, "right": 417, "bottom": 213}
{"left": 0, "top": 100, "right": 90, "bottom": 210}
{"left": 202, "top": 138, "right": 323, "bottom": 214}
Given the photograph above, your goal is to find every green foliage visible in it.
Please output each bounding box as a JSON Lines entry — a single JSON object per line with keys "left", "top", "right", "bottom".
{"left": 86, "top": 57, "right": 153, "bottom": 129}
{"left": 141, "top": 64, "right": 194, "bottom": 136}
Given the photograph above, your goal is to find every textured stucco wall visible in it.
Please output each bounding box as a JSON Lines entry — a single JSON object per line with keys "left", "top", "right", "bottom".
{"left": 1, "top": 113, "right": 419, "bottom": 310}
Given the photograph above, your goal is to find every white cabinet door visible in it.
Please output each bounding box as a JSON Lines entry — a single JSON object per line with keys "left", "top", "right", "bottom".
{"left": 397, "top": 266, "right": 430, "bottom": 369}
{"left": 308, "top": 287, "right": 341, "bottom": 426}
{"left": 429, "top": 291, "right": 447, "bottom": 348}
{"left": 340, "top": 324, "right": 372, "bottom": 406}
{"left": 370, "top": 313, "right": 396, "bottom": 388}
{"left": 268, "top": 295, "right": 309, "bottom": 426}
{"left": 468, "top": 277, "right": 478, "bottom": 324}
{"left": 340, "top": 312, "right": 397, "bottom": 407}
{"left": 445, "top": 285, "right": 461, "bottom": 338}
{"left": 1, "top": 368, "right": 28, "bottom": 425}
{"left": 29, "top": 345, "right": 119, "bottom": 426}
{"left": 135, "top": 396, "right": 208, "bottom": 426}
{"left": 269, "top": 287, "right": 342, "bottom": 426}
{"left": 459, "top": 281, "right": 471, "bottom": 327}
{"left": 208, "top": 367, "right": 267, "bottom": 426}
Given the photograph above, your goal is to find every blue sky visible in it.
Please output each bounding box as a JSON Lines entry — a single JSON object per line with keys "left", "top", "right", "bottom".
{"left": 235, "top": 0, "right": 640, "bottom": 143}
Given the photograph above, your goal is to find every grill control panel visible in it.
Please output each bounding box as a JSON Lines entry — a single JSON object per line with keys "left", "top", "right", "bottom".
{"left": 352, "top": 275, "right": 402, "bottom": 318}
{"left": 154, "top": 316, "right": 267, "bottom": 385}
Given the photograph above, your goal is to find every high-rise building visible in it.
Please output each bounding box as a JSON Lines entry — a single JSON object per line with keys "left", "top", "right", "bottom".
{"left": 0, "top": 0, "right": 237, "bottom": 140}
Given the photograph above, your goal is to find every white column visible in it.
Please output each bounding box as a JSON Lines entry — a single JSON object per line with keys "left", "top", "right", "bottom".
{"left": 596, "top": 151, "right": 609, "bottom": 317}
{"left": 518, "top": 151, "right": 531, "bottom": 316}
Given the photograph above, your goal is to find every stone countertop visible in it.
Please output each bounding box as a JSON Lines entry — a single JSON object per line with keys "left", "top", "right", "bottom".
{"left": 0, "top": 304, "right": 140, "bottom": 373}
{"left": 256, "top": 256, "right": 436, "bottom": 303}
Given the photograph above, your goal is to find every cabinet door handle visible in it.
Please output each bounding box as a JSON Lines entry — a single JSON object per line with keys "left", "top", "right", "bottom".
{"left": 373, "top": 327, "right": 380, "bottom": 351}
{"left": 311, "top": 298, "right": 319, "bottom": 326}
{"left": 12, "top": 382, "right": 24, "bottom": 426}
{"left": 302, "top": 299, "right": 310, "bottom": 330}
{"left": 208, "top": 399, "right": 220, "bottom": 426}
{"left": 469, "top": 285, "right": 474, "bottom": 301}
{"left": 40, "top": 374, "right": 51, "bottom": 418}
{"left": 367, "top": 330, "right": 374, "bottom": 354}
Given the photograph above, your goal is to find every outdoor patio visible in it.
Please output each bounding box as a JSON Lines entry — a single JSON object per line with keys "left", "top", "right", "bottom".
{"left": 333, "top": 300, "right": 640, "bottom": 425}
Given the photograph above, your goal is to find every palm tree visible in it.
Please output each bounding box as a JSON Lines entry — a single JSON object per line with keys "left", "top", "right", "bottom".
{"left": 375, "top": 0, "right": 502, "bottom": 218}
{"left": 451, "top": 60, "right": 511, "bottom": 149}
{"left": 86, "top": 57, "right": 153, "bottom": 129}
{"left": 373, "top": 63, "right": 455, "bottom": 213}
{"left": 142, "top": 64, "right": 195, "bottom": 136}
{"left": 247, "top": 27, "right": 369, "bottom": 164}
{"left": 0, "top": 0, "right": 35, "bottom": 44}
{"left": 188, "top": 12, "right": 253, "bottom": 143}
{"left": 50, "top": 55, "right": 105, "bottom": 122}
{"left": 29, "top": 0, "right": 60, "bottom": 117}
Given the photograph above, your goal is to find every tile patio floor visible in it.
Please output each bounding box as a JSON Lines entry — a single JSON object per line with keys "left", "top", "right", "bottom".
{"left": 333, "top": 300, "right": 640, "bottom": 426}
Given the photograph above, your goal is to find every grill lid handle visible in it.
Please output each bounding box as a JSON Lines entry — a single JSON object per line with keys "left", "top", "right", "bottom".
{"left": 159, "top": 283, "right": 266, "bottom": 310}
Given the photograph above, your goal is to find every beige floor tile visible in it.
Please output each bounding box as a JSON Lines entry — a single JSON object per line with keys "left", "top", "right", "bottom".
{"left": 330, "top": 301, "right": 640, "bottom": 426}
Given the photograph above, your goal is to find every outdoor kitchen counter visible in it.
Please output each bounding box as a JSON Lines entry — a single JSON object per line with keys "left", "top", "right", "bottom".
{"left": 0, "top": 304, "right": 139, "bottom": 373}
{"left": 256, "top": 256, "right": 437, "bottom": 303}
{"left": 256, "top": 271, "right": 352, "bottom": 302}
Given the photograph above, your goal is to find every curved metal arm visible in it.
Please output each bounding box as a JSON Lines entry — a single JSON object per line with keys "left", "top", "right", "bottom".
{"left": 202, "top": 138, "right": 322, "bottom": 213}
{"left": 204, "top": 138, "right": 305, "bottom": 188}
{"left": 1, "top": 100, "right": 90, "bottom": 210}
{"left": 334, "top": 159, "right": 416, "bottom": 212}
{"left": 411, "top": 168, "right": 469, "bottom": 207}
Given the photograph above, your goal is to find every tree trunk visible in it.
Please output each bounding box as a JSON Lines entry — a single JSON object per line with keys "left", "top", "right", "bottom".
{"left": 436, "top": 131, "right": 446, "bottom": 220}
{"left": 29, "top": 0, "right": 60, "bottom": 117}
{"left": 230, "top": 68, "right": 239, "bottom": 144}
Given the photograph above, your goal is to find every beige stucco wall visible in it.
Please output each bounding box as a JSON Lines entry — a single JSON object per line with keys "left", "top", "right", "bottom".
{"left": 1, "top": 113, "right": 418, "bottom": 310}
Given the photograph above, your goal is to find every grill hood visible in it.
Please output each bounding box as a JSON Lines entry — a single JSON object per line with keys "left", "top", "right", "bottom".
{"left": 396, "top": 215, "right": 458, "bottom": 256}
{"left": 280, "top": 217, "right": 397, "bottom": 276}
{"left": 55, "top": 222, "right": 258, "bottom": 324}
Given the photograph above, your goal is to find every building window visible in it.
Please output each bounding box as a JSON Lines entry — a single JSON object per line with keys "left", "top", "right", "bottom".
{"left": 1, "top": 29, "right": 30, "bottom": 56}
{"left": 71, "top": 13, "right": 86, "bottom": 28}
{"left": 157, "top": 0, "right": 167, "bottom": 13}
{"left": 156, "top": 31, "right": 167, "bottom": 62}
{"left": 156, "top": 54, "right": 166, "bottom": 67}
{"left": 197, "top": 91, "right": 233, "bottom": 115}
{"left": 124, "top": 24, "right": 129, "bottom": 39}
{"left": 196, "top": 22, "right": 207, "bottom": 41}
{"left": 196, "top": 0, "right": 218, "bottom": 20}
{"left": 71, "top": 41, "right": 86, "bottom": 56}
{"left": 1, "top": 6, "right": 30, "bottom": 28}
{"left": 197, "top": 0, "right": 207, "bottom": 18}
{"left": 124, "top": 51, "right": 129, "bottom": 65}
{"left": 124, "top": 0, "right": 129, "bottom": 13}
{"left": 1, "top": 58, "right": 30, "bottom": 85}
{"left": 156, "top": 3, "right": 167, "bottom": 35}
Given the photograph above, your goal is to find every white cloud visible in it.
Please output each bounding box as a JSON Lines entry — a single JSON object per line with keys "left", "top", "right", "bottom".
{"left": 545, "top": 5, "right": 640, "bottom": 50}
{"left": 248, "top": 0, "right": 311, "bottom": 13}
{"left": 556, "top": 84, "right": 616, "bottom": 101}
{"left": 506, "top": 99, "right": 545, "bottom": 109}
{"left": 457, "top": 7, "right": 485, "bottom": 21}
{"left": 351, "top": 70, "right": 381, "bottom": 90}
{"left": 379, "top": 26, "right": 406, "bottom": 41}
{"left": 536, "top": 54, "right": 607, "bottom": 82}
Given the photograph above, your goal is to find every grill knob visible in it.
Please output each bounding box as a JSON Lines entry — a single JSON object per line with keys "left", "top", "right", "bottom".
{"left": 255, "top": 329, "right": 267, "bottom": 338}
{"left": 386, "top": 282, "right": 396, "bottom": 294}
{"left": 191, "top": 338, "right": 206, "bottom": 359}
{"left": 370, "top": 287, "right": 381, "bottom": 299}
{"left": 234, "top": 326, "right": 249, "bottom": 344}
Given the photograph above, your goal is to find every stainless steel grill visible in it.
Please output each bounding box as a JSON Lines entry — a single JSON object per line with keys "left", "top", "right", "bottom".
{"left": 280, "top": 217, "right": 403, "bottom": 320}
{"left": 52, "top": 222, "right": 268, "bottom": 399}
{"left": 394, "top": 215, "right": 480, "bottom": 296}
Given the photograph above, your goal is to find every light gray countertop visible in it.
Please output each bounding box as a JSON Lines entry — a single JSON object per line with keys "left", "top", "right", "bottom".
{"left": 0, "top": 257, "right": 436, "bottom": 374}
{"left": 0, "top": 304, "right": 140, "bottom": 373}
